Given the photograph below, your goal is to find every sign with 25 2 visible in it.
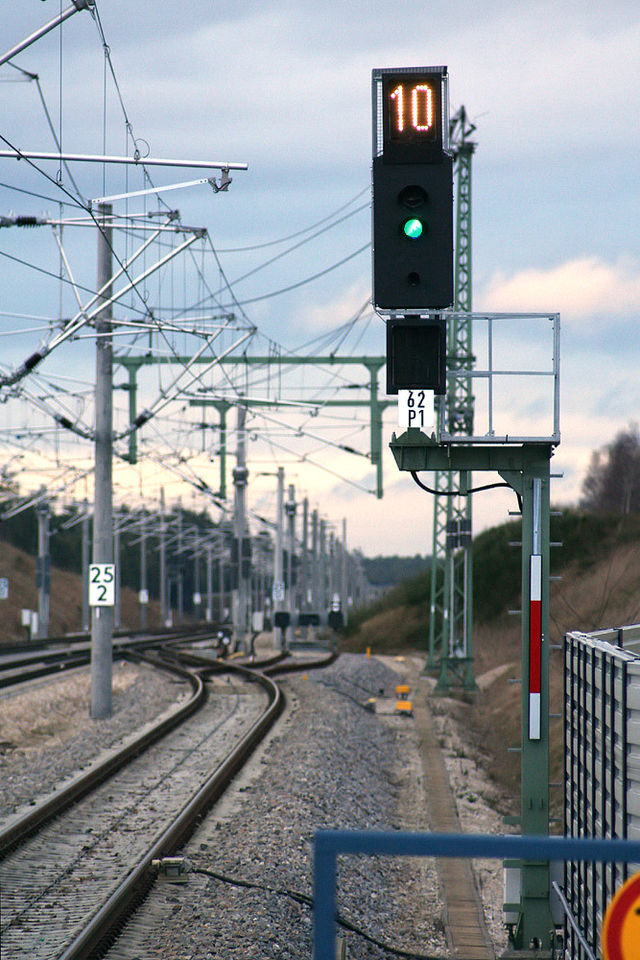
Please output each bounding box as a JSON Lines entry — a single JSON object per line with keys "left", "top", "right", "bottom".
{"left": 88, "top": 563, "right": 115, "bottom": 606}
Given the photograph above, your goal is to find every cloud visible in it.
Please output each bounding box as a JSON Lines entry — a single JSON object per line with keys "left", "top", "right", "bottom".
{"left": 298, "top": 279, "right": 372, "bottom": 331}
{"left": 479, "top": 256, "right": 640, "bottom": 319}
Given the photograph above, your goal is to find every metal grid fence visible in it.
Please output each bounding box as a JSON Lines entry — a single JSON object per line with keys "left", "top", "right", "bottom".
{"left": 564, "top": 626, "right": 640, "bottom": 958}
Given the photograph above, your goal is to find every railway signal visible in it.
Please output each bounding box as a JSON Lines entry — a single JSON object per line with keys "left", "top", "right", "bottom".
{"left": 372, "top": 67, "right": 454, "bottom": 312}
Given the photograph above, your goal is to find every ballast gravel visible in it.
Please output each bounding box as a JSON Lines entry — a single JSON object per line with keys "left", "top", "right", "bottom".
{"left": 105, "top": 654, "right": 451, "bottom": 960}
{"left": 0, "top": 659, "right": 187, "bottom": 820}
{"left": 1, "top": 651, "right": 511, "bottom": 959}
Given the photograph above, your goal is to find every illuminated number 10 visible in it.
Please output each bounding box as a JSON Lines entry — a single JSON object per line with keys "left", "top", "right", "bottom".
{"left": 390, "top": 83, "right": 434, "bottom": 133}
{"left": 390, "top": 84, "right": 405, "bottom": 131}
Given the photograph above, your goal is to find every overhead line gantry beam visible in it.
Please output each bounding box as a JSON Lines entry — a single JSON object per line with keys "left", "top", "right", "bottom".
{"left": 116, "top": 354, "right": 390, "bottom": 498}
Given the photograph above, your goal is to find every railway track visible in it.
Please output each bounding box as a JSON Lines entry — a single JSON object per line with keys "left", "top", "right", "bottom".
{"left": 0, "top": 647, "right": 495, "bottom": 960}
{"left": 0, "top": 638, "right": 333, "bottom": 959}
{"left": 101, "top": 652, "right": 457, "bottom": 960}
{"left": 0, "top": 650, "right": 204, "bottom": 854}
{"left": 0, "top": 625, "right": 220, "bottom": 690}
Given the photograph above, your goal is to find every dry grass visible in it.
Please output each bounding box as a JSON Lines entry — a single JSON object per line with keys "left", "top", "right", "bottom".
{"left": 550, "top": 539, "right": 640, "bottom": 637}
{"left": 343, "top": 537, "right": 640, "bottom": 821}
{"left": 0, "top": 540, "right": 163, "bottom": 643}
{"left": 342, "top": 604, "right": 426, "bottom": 653}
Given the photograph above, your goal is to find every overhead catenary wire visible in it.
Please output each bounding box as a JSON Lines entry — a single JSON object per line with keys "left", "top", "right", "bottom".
{"left": 3, "top": 62, "right": 84, "bottom": 199}
{"left": 217, "top": 201, "right": 369, "bottom": 293}
{"left": 0, "top": 9, "right": 383, "bottom": 513}
{"left": 215, "top": 242, "right": 371, "bottom": 308}
{"left": 0, "top": 215, "right": 204, "bottom": 389}
{"left": 216, "top": 185, "right": 370, "bottom": 252}
{"left": 246, "top": 423, "right": 375, "bottom": 496}
{"left": 0, "top": 131, "right": 223, "bottom": 351}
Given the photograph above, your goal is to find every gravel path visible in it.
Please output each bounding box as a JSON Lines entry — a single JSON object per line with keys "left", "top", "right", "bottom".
{"left": 0, "top": 658, "right": 187, "bottom": 819}
{"left": 428, "top": 691, "right": 510, "bottom": 954}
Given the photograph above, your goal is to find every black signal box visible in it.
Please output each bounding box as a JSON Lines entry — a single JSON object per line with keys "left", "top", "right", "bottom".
{"left": 373, "top": 156, "right": 453, "bottom": 311}
{"left": 386, "top": 315, "right": 446, "bottom": 395}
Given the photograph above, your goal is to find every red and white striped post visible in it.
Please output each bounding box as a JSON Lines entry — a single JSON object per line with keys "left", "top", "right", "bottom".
{"left": 528, "top": 552, "right": 542, "bottom": 739}
{"left": 516, "top": 467, "right": 552, "bottom": 949}
{"left": 528, "top": 477, "right": 543, "bottom": 740}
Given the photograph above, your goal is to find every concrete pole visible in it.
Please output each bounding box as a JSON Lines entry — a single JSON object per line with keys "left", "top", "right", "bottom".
{"left": 319, "top": 518, "right": 327, "bottom": 620}
{"left": 90, "top": 202, "right": 114, "bottom": 719}
{"left": 285, "top": 483, "right": 296, "bottom": 648}
{"left": 254, "top": 535, "right": 262, "bottom": 619}
{"left": 159, "top": 488, "right": 167, "bottom": 626}
{"left": 328, "top": 530, "right": 335, "bottom": 610}
{"left": 232, "top": 405, "right": 248, "bottom": 652}
{"left": 218, "top": 529, "right": 225, "bottom": 621}
{"left": 274, "top": 466, "right": 285, "bottom": 651}
{"left": 113, "top": 521, "right": 121, "bottom": 630}
{"left": 82, "top": 500, "right": 90, "bottom": 631}
{"left": 140, "top": 509, "right": 148, "bottom": 629}
{"left": 301, "top": 498, "right": 309, "bottom": 613}
{"left": 36, "top": 499, "right": 50, "bottom": 638}
{"left": 261, "top": 535, "right": 271, "bottom": 624}
{"left": 299, "top": 497, "right": 309, "bottom": 640}
{"left": 206, "top": 541, "right": 213, "bottom": 621}
{"left": 341, "top": 518, "right": 348, "bottom": 625}
{"left": 193, "top": 528, "right": 202, "bottom": 621}
{"left": 311, "top": 508, "right": 319, "bottom": 614}
{"left": 177, "top": 501, "right": 183, "bottom": 624}
{"left": 260, "top": 535, "right": 267, "bottom": 614}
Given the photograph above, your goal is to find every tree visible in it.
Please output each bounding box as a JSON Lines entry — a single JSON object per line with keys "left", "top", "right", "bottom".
{"left": 581, "top": 424, "right": 640, "bottom": 514}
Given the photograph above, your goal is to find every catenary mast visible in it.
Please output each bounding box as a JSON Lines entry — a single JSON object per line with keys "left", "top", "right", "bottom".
{"left": 429, "top": 107, "right": 477, "bottom": 690}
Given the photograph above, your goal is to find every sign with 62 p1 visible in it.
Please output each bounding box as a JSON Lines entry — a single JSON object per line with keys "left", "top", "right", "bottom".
{"left": 398, "top": 389, "right": 433, "bottom": 431}
{"left": 89, "top": 563, "right": 115, "bottom": 606}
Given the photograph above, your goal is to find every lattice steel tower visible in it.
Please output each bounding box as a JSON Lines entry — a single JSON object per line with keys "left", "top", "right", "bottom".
{"left": 429, "top": 107, "right": 477, "bottom": 690}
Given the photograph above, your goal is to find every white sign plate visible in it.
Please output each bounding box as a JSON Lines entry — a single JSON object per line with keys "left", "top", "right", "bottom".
{"left": 0, "top": 578, "right": 8, "bottom": 600}
{"left": 89, "top": 563, "right": 116, "bottom": 606}
{"left": 398, "top": 389, "right": 433, "bottom": 431}
{"left": 272, "top": 581, "right": 285, "bottom": 602}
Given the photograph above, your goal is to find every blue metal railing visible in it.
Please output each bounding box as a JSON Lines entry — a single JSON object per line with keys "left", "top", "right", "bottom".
{"left": 312, "top": 830, "right": 640, "bottom": 960}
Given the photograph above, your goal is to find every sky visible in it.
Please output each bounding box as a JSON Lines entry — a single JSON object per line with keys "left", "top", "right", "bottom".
{"left": 1, "top": 1, "right": 639, "bottom": 557}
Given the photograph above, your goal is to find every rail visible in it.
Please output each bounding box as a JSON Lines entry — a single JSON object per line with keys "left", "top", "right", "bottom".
{"left": 0, "top": 649, "right": 205, "bottom": 855}
{"left": 58, "top": 660, "right": 283, "bottom": 960}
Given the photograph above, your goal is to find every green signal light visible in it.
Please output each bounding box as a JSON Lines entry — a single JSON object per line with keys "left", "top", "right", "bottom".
{"left": 403, "top": 218, "right": 423, "bottom": 239}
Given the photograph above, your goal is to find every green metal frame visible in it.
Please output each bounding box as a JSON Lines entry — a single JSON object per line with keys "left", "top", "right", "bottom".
{"left": 116, "top": 355, "right": 390, "bottom": 498}
{"left": 429, "top": 109, "right": 477, "bottom": 690}
{"left": 392, "top": 430, "right": 554, "bottom": 952}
